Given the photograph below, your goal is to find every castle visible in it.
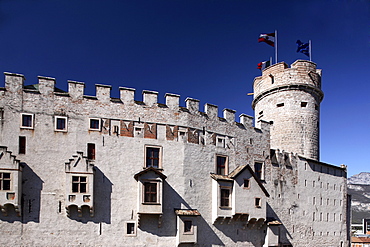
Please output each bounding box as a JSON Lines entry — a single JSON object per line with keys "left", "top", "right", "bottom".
{"left": 0, "top": 60, "right": 350, "bottom": 246}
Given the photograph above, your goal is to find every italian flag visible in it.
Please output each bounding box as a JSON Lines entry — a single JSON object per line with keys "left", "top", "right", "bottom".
{"left": 258, "top": 33, "right": 275, "bottom": 47}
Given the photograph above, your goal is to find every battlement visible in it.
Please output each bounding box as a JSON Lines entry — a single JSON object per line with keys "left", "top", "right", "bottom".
{"left": 1, "top": 72, "right": 268, "bottom": 131}
{"left": 253, "top": 60, "right": 322, "bottom": 102}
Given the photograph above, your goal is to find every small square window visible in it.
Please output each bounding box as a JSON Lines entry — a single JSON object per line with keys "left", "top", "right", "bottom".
{"left": 243, "top": 179, "right": 250, "bottom": 189}
{"left": 216, "top": 155, "right": 228, "bottom": 175}
{"left": 89, "top": 118, "right": 101, "bottom": 131}
{"left": 301, "top": 102, "right": 307, "bottom": 107}
{"left": 145, "top": 146, "right": 161, "bottom": 168}
{"left": 255, "top": 198, "right": 261, "bottom": 208}
{"left": 55, "top": 116, "right": 67, "bottom": 131}
{"left": 21, "top": 113, "right": 34, "bottom": 129}
{"left": 184, "top": 220, "right": 193, "bottom": 234}
{"left": 126, "top": 222, "right": 136, "bottom": 236}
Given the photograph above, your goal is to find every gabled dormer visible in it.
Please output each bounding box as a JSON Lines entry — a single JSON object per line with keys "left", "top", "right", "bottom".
{"left": 65, "top": 152, "right": 94, "bottom": 217}
{"left": 211, "top": 164, "right": 269, "bottom": 226}
{"left": 134, "top": 167, "right": 167, "bottom": 227}
{"left": 0, "top": 146, "right": 22, "bottom": 217}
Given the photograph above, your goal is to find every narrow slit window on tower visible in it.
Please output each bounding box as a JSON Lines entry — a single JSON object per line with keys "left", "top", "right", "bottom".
{"left": 277, "top": 103, "right": 284, "bottom": 107}
{"left": 269, "top": 74, "right": 274, "bottom": 84}
{"left": 19, "top": 136, "right": 26, "bottom": 154}
{"left": 301, "top": 102, "right": 307, "bottom": 107}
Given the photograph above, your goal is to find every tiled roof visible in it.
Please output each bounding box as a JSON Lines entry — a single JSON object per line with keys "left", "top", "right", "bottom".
{"left": 174, "top": 209, "right": 201, "bottom": 216}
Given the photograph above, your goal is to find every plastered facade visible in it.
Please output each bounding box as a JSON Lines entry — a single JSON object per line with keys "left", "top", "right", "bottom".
{"left": 0, "top": 60, "right": 349, "bottom": 246}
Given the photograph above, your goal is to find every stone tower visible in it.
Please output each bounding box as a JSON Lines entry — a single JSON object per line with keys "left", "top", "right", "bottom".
{"left": 252, "top": 60, "right": 324, "bottom": 160}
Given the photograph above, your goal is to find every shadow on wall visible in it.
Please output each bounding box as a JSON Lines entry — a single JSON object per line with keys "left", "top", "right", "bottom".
{"left": 266, "top": 203, "right": 292, "bottom": 246}
{"left": 67, "top": 167, "right": 112, "bottom": 224}
{"left": 214, "top": 221, "right": 266, "bottom": 247}
{"left": 139, "top": 180, "right": 224, "bottom": 246}
{"left": 17, "top": 163, "right": 43, "bottom": 223}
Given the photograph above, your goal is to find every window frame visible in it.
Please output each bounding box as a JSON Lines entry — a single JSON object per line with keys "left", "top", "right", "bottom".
{"left": 87, "top": 143, "right": 96, "bottom": 160}
{"left": 71, "top": 175, "right": 88, "bottom": 193}
{"left": 125, "top": 221, "right": 137, "bottom": 236}
{"left": 220, "top": 186, "right": 231, "bottom": 208}
{"left": 216, "top": 155, "right": 228, "bottom": 175}
{"left": 142, "top": 181, "right": 159, "bottom": 204}
{"left": 255, "top": 197, "right": 262, "bottom": 208}
{"left": 183, "top": 220, "right": 194, "bottom": 235}
{"left": 254, "top": 161, "right": 264, "bottom": 180}
{"left": 0, "top": 172, "right": 11, "bottom": 191}
{"left": 54, "top": 116, "right": 68, "bottom": 132}
{"left": 20, "top": 113, "right": 34, "bottom": 129}
{"left": 89, "top": 118, "right": 101, "bottom": 131}
{"left": 243, "top": 179, "right": 250, "bottom": 189}
{"left": 144, "top": 145, "right": 162, "bottom": 169}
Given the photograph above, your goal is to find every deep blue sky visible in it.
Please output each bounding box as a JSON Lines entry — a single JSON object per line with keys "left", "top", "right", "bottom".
{"left": 0, "top": 0, "right": 369, "bottom": 177}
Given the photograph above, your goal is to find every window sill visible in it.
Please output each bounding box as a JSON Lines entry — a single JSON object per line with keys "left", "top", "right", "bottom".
{"left": 142, "top": 202, "right": 160, "bottom": 205}
{"left": 219, "top": 206, "right": 232, "bottom": 210}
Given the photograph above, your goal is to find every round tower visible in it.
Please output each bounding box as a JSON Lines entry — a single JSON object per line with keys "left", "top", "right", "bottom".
{"left": 252, "top": 60, "right": 323, "bottom": 160}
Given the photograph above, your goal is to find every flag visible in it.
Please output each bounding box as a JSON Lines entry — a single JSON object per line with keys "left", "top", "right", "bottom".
{"left": 296, "top": 40, "right": 310, "bottom": 57}
{"left": 258, "top": 33, "right": 275, "bottom": 47}
{"left": 257, "top": 60, "right": 271, "bottom": 70}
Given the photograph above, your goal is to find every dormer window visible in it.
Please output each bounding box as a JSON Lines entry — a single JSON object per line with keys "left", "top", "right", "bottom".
{"left": 0, "top": 173, "right": 11, "bottom": 190}
{"left": 72, "top": 176, "right": 87, "bottom": 193}
{"left": 144, "top": 181, "right": 158, "bottom": 203}
{"left": 20, "top": 113, "right": 34, "bottom": 129}
{"left": 220, "top": 187, "right": 231, "bottom": 207}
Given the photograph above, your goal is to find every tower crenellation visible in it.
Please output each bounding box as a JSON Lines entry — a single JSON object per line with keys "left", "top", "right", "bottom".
{"left": 252, "top": 60, "right": 324, "bottom": 160}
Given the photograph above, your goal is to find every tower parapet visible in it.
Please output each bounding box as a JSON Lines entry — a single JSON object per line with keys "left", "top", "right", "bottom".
{"left": 252, "top": 60, "right": 323, "bottom": 160}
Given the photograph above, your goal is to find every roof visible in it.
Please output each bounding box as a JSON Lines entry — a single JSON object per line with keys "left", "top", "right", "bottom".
{"left": 210, "top": 173, "right": 233, "bottom": 181}
{"left": 211, "top": 164, "right": 270, "bottom": 197}
{"left": 174, "top": 209, "right": 201, "bottom": 216}
{"left": 352, "top": 236, "right": 370, "bottom": 243}
{"left": 134, "top": 167, "right": 167, "bottom": 181}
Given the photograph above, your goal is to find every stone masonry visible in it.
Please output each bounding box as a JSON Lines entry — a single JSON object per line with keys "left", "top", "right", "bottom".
{"left": 0, "top": 60, "right": 349, "bottom": 246}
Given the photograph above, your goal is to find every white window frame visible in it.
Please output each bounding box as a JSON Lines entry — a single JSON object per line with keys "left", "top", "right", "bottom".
{"left": 215, "top": 154, "right": 228, "bottom": 175}
{"left": 20, "top": 113, "right": 34, "bottom": 129}
{"left": 142, "top": 180, "right": 160, "bottom": 204}
{"left": 254, "top": 161, "right": 265, "bottom": 180}
{"left": 183, "top": 219, "right": 194, "bottom": 235}
{"left": 219, "top": 186, "right": 232, "bottom": 209}
{"left": 89, "top": 118, "right": 101, "bottom": 131}
{"left": 124, "top": 221, "right": 137, "bottom": 236}
{"left": 54, "top": 116, "right": 68, "bottom": 132}
{"left": 144, "top": 145, "right": 162, "bottom": 169}
{"left": 255, "top": 197, "right": 262, "bottom": 208}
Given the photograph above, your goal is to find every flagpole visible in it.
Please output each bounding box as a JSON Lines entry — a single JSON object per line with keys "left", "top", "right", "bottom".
{"left": 275, "top": 30, "right": 278, "bottom": 64}
{"left": 309, "top": 40, "right": 312, "bottom": 61}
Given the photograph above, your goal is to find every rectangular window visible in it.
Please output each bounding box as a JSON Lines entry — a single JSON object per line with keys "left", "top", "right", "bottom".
{"left": 216, "top": 155, "right": 228, "bottom": 175}
{"left": 144, "top": 182, "right": 157, "bottom": 203}
{"left": 89, "top": 118, "right": 101, "bottom": 130}
{"left": 0, "top": 173, "right": 11, "bottom": 190}
{"left": 255, "top": 197, "right": 261, "bottom": 208}
{"left": 21, "top": 113, "right": 34, "bottom": 129}
{"left": 301, "top": 102, "right": 307, "bottom": 107}
{"left": 72, "top": 176, "right": 87, "bottom": 193}
{"left": 243, "top": 179, "right": 250, "bottom": 189}
{"left": 254, "top": 162, "right": 263, "bottom": 180}
{"left": 19, "top": 136, "right": 26, "bottom": 154}
{"left": 146, "top": 147, "right": 160, "bottom": 168}
{"left": 87, "top": 143, "right": 95, "bottom": 160}
{"left": 55, "top": 116, "right": 67, "bottom": 131}
{"left": 220, "top": 188, "right": 230, "bottom": 207}
{"left": 184, "top": 220, "right": 193, "bottom": 234}
{"left": 126, "top": 222, "right": 135, "bottom": 235}
{"left": 277, "top": 103, "right": 284, "bottom": 107}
